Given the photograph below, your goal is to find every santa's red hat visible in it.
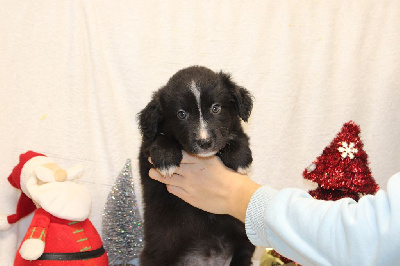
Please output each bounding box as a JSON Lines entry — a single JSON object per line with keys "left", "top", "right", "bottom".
{"left": 0, "top": 151, "right": 54, "bottom": 230}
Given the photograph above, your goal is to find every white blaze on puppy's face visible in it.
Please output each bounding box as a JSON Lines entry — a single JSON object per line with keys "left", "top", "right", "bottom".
{"left": 190, "top": 80, "right": 209, "bottom": 140}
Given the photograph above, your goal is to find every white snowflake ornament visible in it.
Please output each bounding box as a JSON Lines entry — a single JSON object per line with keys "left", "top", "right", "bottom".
{"left": 338, "top": 142, "right": 358, "bottom": 159}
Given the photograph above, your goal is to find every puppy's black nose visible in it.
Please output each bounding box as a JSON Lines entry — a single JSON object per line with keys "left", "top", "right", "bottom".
{"left": 196, "top": 138, "right": 213, "bottom": 149}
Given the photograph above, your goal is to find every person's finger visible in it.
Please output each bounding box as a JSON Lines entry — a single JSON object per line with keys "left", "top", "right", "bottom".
{"left": 149, "top": 168, "right": 184, "bottom": 186}
{"left": 148, "top": 168, "right": 164, "bottom": 181}
{"left": 166, "top": 184, "right": 188, "bottom": 199}
{"left": 148, "top": 157, "right": 153, "bottom": 164}
{"left": 180, "top": 151, "right": 197, "bottom": 164}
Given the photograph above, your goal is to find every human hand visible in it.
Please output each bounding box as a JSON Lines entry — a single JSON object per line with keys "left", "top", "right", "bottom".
{"left": 148, "top": 151, "right": 260, "bottom": 222}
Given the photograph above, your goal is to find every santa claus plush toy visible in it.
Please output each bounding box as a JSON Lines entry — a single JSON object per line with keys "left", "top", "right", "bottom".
{"left": 0, "top": 151, "right": 108, "bottom": 265}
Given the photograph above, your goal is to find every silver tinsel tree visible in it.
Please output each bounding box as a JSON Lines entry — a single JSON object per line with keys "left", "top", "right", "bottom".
{"left": 102, "top": 159, "right": 144, "bottom": 265}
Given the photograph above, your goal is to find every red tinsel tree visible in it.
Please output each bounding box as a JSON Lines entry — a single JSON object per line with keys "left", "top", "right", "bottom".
{"left": 303, "top": 120, "right": 379, "bottom": 201}
{"left": 271, "top": 121, "right": 380, "bottom": 266}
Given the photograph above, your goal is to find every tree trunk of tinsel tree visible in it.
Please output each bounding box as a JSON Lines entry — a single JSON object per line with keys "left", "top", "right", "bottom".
{"left": 264, "top": 121, "right": 379, "bottom": 266}
{"left": 102, "top": 159, "right": 144, "bottom": 265}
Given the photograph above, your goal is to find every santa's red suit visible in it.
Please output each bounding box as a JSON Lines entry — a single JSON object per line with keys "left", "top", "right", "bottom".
{"left": 15, "top": 208, "right": 107, "bottom": 265}
{"left": 0, "top": 151, "right": 108, "bottom": 265}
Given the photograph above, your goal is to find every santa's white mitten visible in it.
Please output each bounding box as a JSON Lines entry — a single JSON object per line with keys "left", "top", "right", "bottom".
{"left": 19, "top": 239, "right": 45, "bottom": 260}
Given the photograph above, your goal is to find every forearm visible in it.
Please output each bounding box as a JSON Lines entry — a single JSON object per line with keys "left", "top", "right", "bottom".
{"left": 245, "top": 172, "right": 400, "bottom": 265}
{"left": 246, "top": 187, "right": 336, "bottom": 265}
{"left": 228, "top": 177, "right": 261, "bottom": 222}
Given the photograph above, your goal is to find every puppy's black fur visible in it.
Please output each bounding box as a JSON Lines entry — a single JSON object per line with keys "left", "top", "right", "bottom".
{"left": 138, "top": 66, "right": 255, "bottom": 265}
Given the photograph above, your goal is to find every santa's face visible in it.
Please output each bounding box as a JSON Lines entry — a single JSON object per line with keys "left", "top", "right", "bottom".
{"left": 26, "top": 164, "right": 91, "bottom": 221}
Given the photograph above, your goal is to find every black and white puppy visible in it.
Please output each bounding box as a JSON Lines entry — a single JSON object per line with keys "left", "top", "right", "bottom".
{"left": 138, "top": 66, "right": 255, "bottom": 265}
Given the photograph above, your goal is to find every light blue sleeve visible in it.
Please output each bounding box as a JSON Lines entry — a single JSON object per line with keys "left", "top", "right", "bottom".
{"left": 245, "top": 172, "right": 400, "bottom": 266}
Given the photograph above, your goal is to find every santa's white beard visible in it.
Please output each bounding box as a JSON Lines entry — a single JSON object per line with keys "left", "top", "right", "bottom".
{"left": 28, "top": 181, "right": 91, "bottom": 221}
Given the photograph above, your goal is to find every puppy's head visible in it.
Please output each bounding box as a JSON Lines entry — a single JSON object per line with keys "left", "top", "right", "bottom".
{"left": 138, "top": 66, "right": 253, "bottom": 157}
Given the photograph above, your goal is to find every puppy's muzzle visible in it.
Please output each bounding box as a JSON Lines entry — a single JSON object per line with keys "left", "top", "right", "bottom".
{"left": 196, "top": 138, "right": 214, "bottom": 150}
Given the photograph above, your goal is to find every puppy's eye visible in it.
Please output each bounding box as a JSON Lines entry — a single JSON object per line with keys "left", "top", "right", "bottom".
{"left": 211, "top": 104, "right": 221, "bottom": 114}
{"left": 177, "top": 110, "right": 188, "bottom": 119}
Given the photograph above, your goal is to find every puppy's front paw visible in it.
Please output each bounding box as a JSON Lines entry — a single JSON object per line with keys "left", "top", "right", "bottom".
{"left": 219, "top": 152, "right": 252, "bottom": 175}
{"left": 237, "top": 165, "right": 252, "bottom": 175}
{"left": 158, "top": 165, "right": 178, "bottom": 177}
{"left": 150, "top": 145, "right": 182, "bottom": 177}
{"left": 218, "top": 142, "right": 252, "bottom": 174}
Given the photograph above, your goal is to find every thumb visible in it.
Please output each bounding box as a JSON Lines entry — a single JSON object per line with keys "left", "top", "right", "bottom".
{"left": 166, "top": 185, "right": 189, "bottom": 201}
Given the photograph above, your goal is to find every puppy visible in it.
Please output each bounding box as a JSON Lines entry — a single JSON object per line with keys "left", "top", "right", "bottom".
{"left": 138, "top": 66, "right": 255, "bottom": 265}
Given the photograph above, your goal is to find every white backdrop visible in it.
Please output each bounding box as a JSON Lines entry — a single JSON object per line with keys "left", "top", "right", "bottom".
{"left": 1, "top": 1, "right": 399, "bottom": 265}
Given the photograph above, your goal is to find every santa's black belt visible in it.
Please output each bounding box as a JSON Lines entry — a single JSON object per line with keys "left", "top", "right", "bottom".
{"left": 37, "top": 246, "right": 105, "bottom": 261}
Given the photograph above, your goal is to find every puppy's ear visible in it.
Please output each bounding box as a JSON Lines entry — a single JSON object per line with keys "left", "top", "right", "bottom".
{"left": 219, "top": 72, "right": 253, "bottom": 122}
{"left": 137, "top": 93, "right": 163, "bottom": 141}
